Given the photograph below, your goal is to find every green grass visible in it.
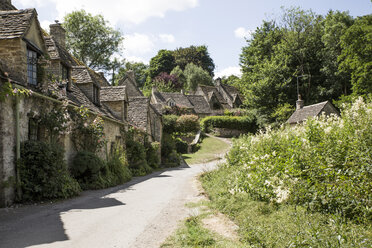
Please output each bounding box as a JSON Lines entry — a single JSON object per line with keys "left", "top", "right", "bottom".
{"left": 200, "top": 165, "right": 372, "bottom": 248}
{"left": 161, "top": 205, "right": 244, "bottom": 248}
{"left": 182, "top": 136, "right": 230, "bottom": 165}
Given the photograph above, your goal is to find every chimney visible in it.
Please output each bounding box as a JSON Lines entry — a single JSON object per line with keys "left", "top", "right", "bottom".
{"left": 0, "top": 0, "right": 16, "bottom": 10}
{"left": 296, "top": 94, "right": 304, "bottom": 110}
{"left": 181, "top": 89, "right": 185, "bottom": 95}
{"left": 215, "top": 77, "right": 221, "bottom": 87}
{"left": 50, "top": 21, "right": 66, "bottom": 49}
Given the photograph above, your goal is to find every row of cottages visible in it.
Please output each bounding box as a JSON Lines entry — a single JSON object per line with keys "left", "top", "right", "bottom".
{"left": 0, "top": 2, "right": 162, "bottom": 206}
{"left": 151, "top": 78, "right": 245, "bottom": 117}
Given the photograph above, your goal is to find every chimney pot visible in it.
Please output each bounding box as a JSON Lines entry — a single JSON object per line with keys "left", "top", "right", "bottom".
{"left": 49, "top": 22, "right": 66, "bottom": 49}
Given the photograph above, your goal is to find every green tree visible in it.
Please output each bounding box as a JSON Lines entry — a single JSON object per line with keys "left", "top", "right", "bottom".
{"left": 320, "top": 10, "right": 354, "bottom": 98}
{"left": 148, "top": 49, "right": 175, "bottom": 79}
{"left": 173, "top": 45, "right": 215, "bottom": 76}
{"left": 117, "top": 61, "right": 149, "bottom": 87}
{"left": 184, "top": 63, "right": 213, "bottom": 91}
{"left": 170, "top": 66, "right": 186, "bottom": 87}
{"left": 339, "top": 14, "right": 372, "bottom": 95}
{"left": 63, "top": 10, "right": 123, "bottom": 70}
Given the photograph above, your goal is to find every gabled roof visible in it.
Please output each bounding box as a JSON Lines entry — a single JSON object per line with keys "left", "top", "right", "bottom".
{"left": 0, "top": 9, "right": 35, "bottom": 39}
{"left": 220, "top": 83, "right": 240, "bottom": 100}
{"left": 71, "top": 66, "right": 93, "bottom": 84}
{"left": 187, "top": 95, "right": 211, "bottom": 114}
{"left": 287, "top": 101, "right": 337, "bottom": 124}
{"left": 153, "top": 91, "right": 193, "bottom": 108}
{"left": 128, "top": 96, "right": 149, "bottom": 131}
{"left": 100, "top": 86, "right": 127, "bottom": 102}
{"left": 44, "top": 36, "right": 81, "bottom": 67}
{"left": 150, "top": 103, "right": 162, "bottom": 116}
{"left": 198, "top": 85, "right": 227, "bottom": 105}
{"left": 118, "top": 75, "right": 143, "bottom": 97}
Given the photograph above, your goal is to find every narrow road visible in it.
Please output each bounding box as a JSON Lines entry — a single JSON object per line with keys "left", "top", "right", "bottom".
{"left": 0, "top": 159, "right": 225, "bottom": 248}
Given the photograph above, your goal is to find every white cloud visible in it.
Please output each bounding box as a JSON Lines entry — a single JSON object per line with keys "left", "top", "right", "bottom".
{"left": 39, "top": 20, "right": 52, "bottom": 32}
{"left": 234, "top": 27, "right": 253, "bottom": 39}
{"left": 125, "top": 56, "right": 149, "bottom": 64}
{"left": 15, "top": 0, "right": 199, "bottom": 26}
{"left": 159, "top": 34, "right": 175, "bottom": 43}
{"left": 122, "top": 33, "right": 155, "bottom": 55}
{"left": 215, "top": 66, "right": 242, "bottom": 78}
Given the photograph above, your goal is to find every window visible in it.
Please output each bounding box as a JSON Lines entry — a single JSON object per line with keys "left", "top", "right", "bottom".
{"left": 27, "top": 49, "right": 38, "bottom": 85}
{"left": 93, "top": 85, "right": 99, "bottom": 104}
{"left": 28, "top": 118, "right": 39, "bottom": 141}
{"left": 62, "top": 64, "right": 69, "bottom": 81}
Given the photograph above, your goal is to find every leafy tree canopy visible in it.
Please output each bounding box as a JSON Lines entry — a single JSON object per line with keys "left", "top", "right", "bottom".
{"left": 184, "top": 63, "right": 213, "bottom": 91}
{"left": 63, "top": 10, "right": 123, "bottom": 71}
{"left": 148, "top": 49, "right": 175, "bottom": 79}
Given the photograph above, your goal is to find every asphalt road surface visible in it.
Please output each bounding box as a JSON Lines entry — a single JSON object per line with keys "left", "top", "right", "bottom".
{"left": 0, "top": 159, "right": 223, "bottom": 248}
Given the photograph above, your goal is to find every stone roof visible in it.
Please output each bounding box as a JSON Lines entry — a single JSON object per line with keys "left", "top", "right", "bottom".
{"left": 0, "top": 0, "right": 16, "bottom": 11}
{"left": 220, "top": 83, "right": 240, "bottom": 99}
{"left": 198, "top": 85, "right": 227, "bottom": 105}
{"left": 71, "top": 66, "right": 93, "bottom": 84}
{"left": 118, "top": 76, "right": 143, "bottom": 97}
{"left": 128, "top": 96, "right": 149, "bottom": 131}
{"left": 150, "top": 103, "right": 163, "bottom": 115}
{"left": 0, "top": 9, "right": 35, "bottom": 39}
{"left": 187, "top": 95, "right": 211, "bottom": 114}
{"left": 153, "top": 91, "right": 193, "bottom": 108}
{"left": 66, "top": 83, "right": 117, "bottom": 120}
{"left": 100, "top": 86, "right": 126, "bottom": 102}
{"left": 287, "top": 101, "right": 336, "bottom": 124}
{"left": 44, "top": 36, "right": 81, "bottom": 67}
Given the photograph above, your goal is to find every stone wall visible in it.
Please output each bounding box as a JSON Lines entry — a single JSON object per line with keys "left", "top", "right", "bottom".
{"left": 211, "top": 128, "right": 246, "bottom": 138}
{"left": 77, "top": 83, "right": 93, "bottom": 102}
{"left": 0, "top": 39, "right": 26, "bottom": 84}
{"left": 103, "top": 101, "right": 124, "bottom": 121}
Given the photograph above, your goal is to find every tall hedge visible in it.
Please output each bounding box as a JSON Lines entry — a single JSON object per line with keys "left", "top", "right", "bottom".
{"left": 201, "top": 115, "right": 257, "bottom": 133}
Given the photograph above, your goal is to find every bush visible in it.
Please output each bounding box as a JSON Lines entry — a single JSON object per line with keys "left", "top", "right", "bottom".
{"left": 200, "top": 115, "right": 257, "bottom": 133}
{"left": 224, "top": 97, "right": 372, "bottom": 222}
{"left": 176, "top": 114, "right": 200, "bottom": 133}
{"left": 145, "top": 141, "right": 160, "bottom": 169}
{"left": 125, "top": 130, "right": 152, "bottom": 176}
{"left": 162, "top": 115, "right": 178, "bottom": 133}
{"left": 71, "top": 151, "right": 107, "bottom": 189}
{"left": 19, "top": 141, "right": 81, "bottom": 201}
{"left": 161, "top": 133, "right": 180, "bottom": 166}
{"left": 106, "top": 145, "right": 132, "bottom": 185}
{"left": 175, "top": 137, "right": 188, "bottom": 153}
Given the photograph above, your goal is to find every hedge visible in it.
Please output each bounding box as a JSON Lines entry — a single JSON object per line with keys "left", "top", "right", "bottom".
{"left": 200, "top": 115, "right": 257, "bottom": 133}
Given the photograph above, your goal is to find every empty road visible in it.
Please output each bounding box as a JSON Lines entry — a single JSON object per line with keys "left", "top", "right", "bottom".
{"left": 0, "top": 160, "right": 223, "bottom": 248}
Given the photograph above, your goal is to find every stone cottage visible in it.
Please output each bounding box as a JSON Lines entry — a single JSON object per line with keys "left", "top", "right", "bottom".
{"left": 0, "top": 6, "right": 130, "bottom": 206}
{"left": 287, "top": 95, "right": 339, "bottom": 125}
{"left": 119, "top": 73, "right": 163, "bottom": 144}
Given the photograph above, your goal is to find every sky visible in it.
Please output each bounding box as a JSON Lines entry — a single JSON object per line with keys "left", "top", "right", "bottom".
{"left": 13, "top": 0, "right": 372, "bottom": 78}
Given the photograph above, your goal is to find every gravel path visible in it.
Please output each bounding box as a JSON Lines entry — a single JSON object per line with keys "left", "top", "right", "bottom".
{"left": 0, "top": 159, "right": 226, "bottom": 248}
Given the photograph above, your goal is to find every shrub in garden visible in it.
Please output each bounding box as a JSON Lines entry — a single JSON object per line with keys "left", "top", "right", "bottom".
{"left": 176, "top": 114, "right": 200, "bottom": 133}
{"left": 106, "top": 145, "right": 132, "bottom": 185}
{"left": 200, "top": 115, "right": 257, "bottom": 133}
{"left": 71, "top": 151, "right": 107, "bottom": 189}
{"left": 145, "top": 141, "right": 160, "bottom": 169}
{"left": 19, "top": 141, "right": 81, "bottom": 201}
{"left": 175, "top": 137, "right": 188, "bottom": 153}
{"left": 125, "top": 130, "right": 152, "bottom": 176}
{"left": 162, "top": 114, "right": 178, "bottom": 133}
{"left": 161, "top": 133, "right": 180, "bottom": 166}
{"left": 225, "top": 97, "right": 372, "bottom": 222}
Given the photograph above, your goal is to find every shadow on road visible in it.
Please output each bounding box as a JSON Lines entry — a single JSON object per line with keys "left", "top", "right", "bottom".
{"left": 0, "top": 162, "right": 191, "bottom": 248}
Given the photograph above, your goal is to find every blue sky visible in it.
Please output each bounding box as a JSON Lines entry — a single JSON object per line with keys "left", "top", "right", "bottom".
{"left": 13, "top": 0, "right": 372, "bottom": 77}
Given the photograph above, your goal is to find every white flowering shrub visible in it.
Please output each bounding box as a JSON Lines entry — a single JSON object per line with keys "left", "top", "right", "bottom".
{"left": 226, "top": 97, "right": 371, "bottom": 222}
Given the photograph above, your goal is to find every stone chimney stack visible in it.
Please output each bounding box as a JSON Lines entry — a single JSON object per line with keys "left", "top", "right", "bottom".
{"left": 50, "top": 21, "right": 66, "bottom": 49}
{"left": 296, "top": 94, "right": 304, "bottom": 110}
{"left": 0, "top": 0, "right": 16, "bottom": 10}
{"left": 127, "top": 70, "right": 135, "bottom": 81}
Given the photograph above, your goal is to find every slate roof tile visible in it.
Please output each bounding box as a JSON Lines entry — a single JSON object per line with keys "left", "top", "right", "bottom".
{"left": 187, "top": 95, "right": 211, "bottom": 114}
{"left": 287, "top": 101, "right": 334, "bottom": 124}
{"left": 100, "top": 86, "right": 126, "bottom": 102}
{"left": 0, "top": 9, "right": 35, "bottom": 39}
{"left": 128, "top": 96, "right": 149, "bottom": 130}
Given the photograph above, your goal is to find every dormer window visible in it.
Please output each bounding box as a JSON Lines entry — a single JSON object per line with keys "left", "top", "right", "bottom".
{"left": 27, "top": 49, "right": 38, "bottom": 85}
{"left": 93, "top": 85, "right": 99, "bottom": 104}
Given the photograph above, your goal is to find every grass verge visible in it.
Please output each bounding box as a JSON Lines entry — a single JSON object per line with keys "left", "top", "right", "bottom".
{"left": 200, "top": 165, "right": 372, "bottom": 247}
{"left": 182, "top": 136, "right": 230, "bottom": 165}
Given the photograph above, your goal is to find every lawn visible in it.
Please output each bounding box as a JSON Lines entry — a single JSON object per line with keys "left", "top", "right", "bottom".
{"left": 182, "top": 136, "right": 230, "bottom": 165}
